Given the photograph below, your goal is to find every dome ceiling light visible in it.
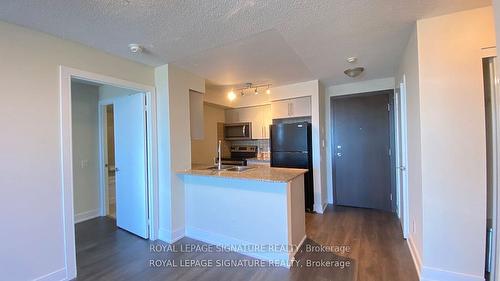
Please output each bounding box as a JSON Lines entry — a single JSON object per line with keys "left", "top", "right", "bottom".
{"left": 344, "top": 56, "right": 364, "bottom": 78}
{"left": 344, "top": 67, "right": 365, "bottom": 78}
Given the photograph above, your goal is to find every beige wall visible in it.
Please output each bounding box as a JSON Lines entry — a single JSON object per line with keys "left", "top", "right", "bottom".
{"left": 396, "top": 26, "right": 424, "bottom": 274}
{"left": 191, "top": 103, "right": 226, "bottom": 165}
{"left": 417, "top": 7, "right": 495, "bottom": 279}
{"left": 71, "top": 82, "right": 100, "bottom": 218}
{"left": 0, "top": 20, "right": 154, "bottom": 280}
{"left": 155, "top": 64, "right": 205, "bottom": 243}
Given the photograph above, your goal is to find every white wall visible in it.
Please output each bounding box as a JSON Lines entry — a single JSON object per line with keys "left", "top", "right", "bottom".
{"left": 155, "top": 64, "right": 205, "bottom": 243}
{"left": 0, "top": 20, "right": 154, "bottom": 280}
{"left": 71, "top": 82, "right": 100, "bottom": 222}
{"left": 325, "top": 77, "right": 396, "bottom": 204}
{"left": 417, "top": 7, "right": 495, "bottom": 280}
{"left": 191, "top": 103, "right": 226, "bottom": 165}
{"left": 396, "top": 26, "right": 424, "bottom": 275}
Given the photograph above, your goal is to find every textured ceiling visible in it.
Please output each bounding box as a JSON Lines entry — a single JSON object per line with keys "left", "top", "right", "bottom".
{"left": 0, "top": 0, "right": 491, "bottom": 86}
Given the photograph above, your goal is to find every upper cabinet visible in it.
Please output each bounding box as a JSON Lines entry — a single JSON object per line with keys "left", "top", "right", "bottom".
{"left": 225, "top": 104, "right": 271, "bottom": 139}
{"left": 271, "top": 96, "right": 311, "bottom": 119}
{"left": 225, "top": 107, "right": 253, "bottom": 123}
{"left": 224, "top": 97, "right": 311, "bottom": 139}
{"left": 262, "top": 105, "right": 272, "bottom": 139}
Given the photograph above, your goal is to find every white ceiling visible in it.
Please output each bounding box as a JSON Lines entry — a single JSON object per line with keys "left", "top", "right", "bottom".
{"left": 0, "top": 0, "right": 490, "bottom": 86}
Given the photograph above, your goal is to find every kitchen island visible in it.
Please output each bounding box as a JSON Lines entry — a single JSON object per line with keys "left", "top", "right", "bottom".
{"left": 178, "top": 166, "right": 307, "bottom": 266}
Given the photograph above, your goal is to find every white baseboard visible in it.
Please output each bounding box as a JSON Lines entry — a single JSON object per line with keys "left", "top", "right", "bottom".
{"left": 185, "top": 226, "right": 290, "bottom": 266}
{"left": 291, "top": 235, "right": 307, "bottom": 259}
{"left": 421, "top": 266, "right": 485, "bottom": 281}
{"left": 407, "top": 236, "right": 422, "bottom": 279}
{"left": 32, "top": 267, "right": 66, "bottom": 281}
{"left": 158, "top": 227, "right": 185, "bottom": 243}
{"left": 74, "top": 209, "right": 100, "bottom": 223}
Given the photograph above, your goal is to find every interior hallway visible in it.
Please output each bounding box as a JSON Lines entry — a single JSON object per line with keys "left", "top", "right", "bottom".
{"left": 75, "top": 205, "right": 418, "bottom": 281}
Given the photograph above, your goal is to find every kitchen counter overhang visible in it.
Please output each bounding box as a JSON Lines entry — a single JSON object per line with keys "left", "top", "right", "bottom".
{"left": 178, "top": 166, "right": 307, "bottom": 183}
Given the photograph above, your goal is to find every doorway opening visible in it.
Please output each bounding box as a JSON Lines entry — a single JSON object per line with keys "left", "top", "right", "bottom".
{"left": 105, "top": 104, "right": 116, "bottom": 219}
{"left": 330, "top": 90, "right": 396, "bottom": 212}
{"left": 60, "top": 67, "right": 158, "bottom": 279}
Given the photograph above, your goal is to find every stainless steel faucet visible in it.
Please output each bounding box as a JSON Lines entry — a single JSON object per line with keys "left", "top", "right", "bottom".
{"left": 217, "top": 140, "right": 222, "bottom": 170}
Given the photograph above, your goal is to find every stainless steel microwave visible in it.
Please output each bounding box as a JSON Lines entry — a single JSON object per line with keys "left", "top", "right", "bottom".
{"left": 224, "top": 122, "right": 252, "bottom": 140}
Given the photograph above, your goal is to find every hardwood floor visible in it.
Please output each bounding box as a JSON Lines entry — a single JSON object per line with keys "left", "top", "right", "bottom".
{"left": 75, "top": 205, "right": 418, "bottom": 281}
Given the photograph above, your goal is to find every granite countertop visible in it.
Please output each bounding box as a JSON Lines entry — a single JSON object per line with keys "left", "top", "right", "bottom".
{"left": 178, "top": 165, "right": 307, "bottom": 183}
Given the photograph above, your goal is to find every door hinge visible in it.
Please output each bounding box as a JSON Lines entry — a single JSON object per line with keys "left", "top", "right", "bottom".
{"left": 387, "top": 103, "right": 391, "bottom": 111}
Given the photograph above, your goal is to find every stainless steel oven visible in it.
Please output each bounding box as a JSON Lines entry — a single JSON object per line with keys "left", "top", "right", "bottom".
{"left": 224, "top": 122, "right": 252, "bottom": 140}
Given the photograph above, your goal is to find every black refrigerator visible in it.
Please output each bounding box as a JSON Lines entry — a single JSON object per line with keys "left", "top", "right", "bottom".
{"left": 270, "top": 122, "right": 314, "bottom": 212}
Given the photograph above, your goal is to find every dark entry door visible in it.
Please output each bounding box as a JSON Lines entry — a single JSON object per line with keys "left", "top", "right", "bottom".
{"left": 332, "top": 91, "right": 392, "bottom": 211}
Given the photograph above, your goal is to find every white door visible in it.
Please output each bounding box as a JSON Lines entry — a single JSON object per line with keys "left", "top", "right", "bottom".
{"left": 395, "top": 76, "right": 409, "bottom": 239}
{"left": 114, "top": 93, "right": 148, "bottom": 239}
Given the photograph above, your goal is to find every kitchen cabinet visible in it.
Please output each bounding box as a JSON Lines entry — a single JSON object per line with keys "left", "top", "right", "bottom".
{"left": 224, "top": 104, "right": 272, "bottom": 139}
{"left": 260, "top": 105, "right": 272, "bottom": 139}
{"left": 271, "top": 96, "right": 311, "bottom": 119}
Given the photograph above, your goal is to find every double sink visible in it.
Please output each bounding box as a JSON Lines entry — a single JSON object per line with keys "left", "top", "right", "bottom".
{"left": 205, "top": 165, "right": 256, "bottom": 172}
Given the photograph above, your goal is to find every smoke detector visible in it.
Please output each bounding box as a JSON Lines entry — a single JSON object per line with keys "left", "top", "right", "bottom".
{"left": 347, "top": 57, "right": 357, "bottom": 63}
{"left": 128, "top": 44, "right": 143, "bottom": 54}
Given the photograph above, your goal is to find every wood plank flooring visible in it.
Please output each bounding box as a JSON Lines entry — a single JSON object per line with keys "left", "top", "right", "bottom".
{"left": 75, "top": 205, "right": 418, "bottom": 281}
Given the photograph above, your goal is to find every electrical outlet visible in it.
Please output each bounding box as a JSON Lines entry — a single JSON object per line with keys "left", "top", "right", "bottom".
{"left": 80, "top": 160, "right": 88, "bottom": 168}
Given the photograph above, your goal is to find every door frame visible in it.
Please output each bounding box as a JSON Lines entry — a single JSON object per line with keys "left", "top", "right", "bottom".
{"left": 330, "top": 90, "right": 396, "bottom": 211}
{"left": 59, "top": 66, "right": 159, "bottom": 280}
{"left": 394, "top": 75, "right": 410, "bottom": 239}
{"left": 99, "top": 102, "right": 112, "bottom": 218}
{"left": 481, "top": 46, "right": 499, "bottom": 281}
